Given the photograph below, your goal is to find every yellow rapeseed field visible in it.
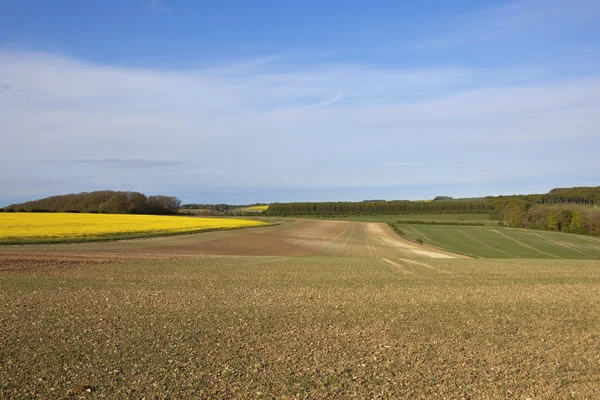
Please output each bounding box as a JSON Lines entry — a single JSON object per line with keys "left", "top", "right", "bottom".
{"left": 0, "top": 213, "right": 269, "bottom": 242}
{"left": 244, "top": 205, "right": 269, "bottom": 211}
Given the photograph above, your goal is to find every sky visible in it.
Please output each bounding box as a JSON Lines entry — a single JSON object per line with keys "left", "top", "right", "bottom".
{"left": 1, "top": 0, "right": 600, "bottom": 206}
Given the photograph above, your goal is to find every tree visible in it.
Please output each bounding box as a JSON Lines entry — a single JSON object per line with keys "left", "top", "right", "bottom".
{"left": 7, "top": 191, "right": 181, "bottom": 215}
{"left": 570, "top": 211, "right": 585, "bottom": 233}
{"left": 148, "top": 196, "right": 181, "bottom": 214}
{"left": 547, "top": 210, "right": 559, "bottom": 231}
{"left": 509, "top": 210, "right": 522, "bottom": 227}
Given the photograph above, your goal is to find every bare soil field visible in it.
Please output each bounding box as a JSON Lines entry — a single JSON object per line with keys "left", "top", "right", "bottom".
{"left": 2, "top": 219, "right": 599, "bottom": 398}
{"left": 0, "top": 219, "right": 458, "bottom": 261}
{"left": 2, "top": 254, "right": 600, "bottom": 398}
{"left": 315, "top": 222, "right": 459, "bottom": 258}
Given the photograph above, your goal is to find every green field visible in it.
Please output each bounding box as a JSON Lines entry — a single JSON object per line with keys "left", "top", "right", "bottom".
{"left": 2, "top": 255, "right": 600, "bottom": 398}
{"left": 395, "top": 223, "right": 600, "bottom": 259}
{"left": 283, "top": 214, "right": 600, "bottom": 259}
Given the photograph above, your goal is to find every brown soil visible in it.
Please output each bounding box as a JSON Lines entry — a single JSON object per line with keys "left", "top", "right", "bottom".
{"left": 0, "top": 220, "right": 459, "bottom": 269}
{"left": 2, "top": 221, "right": 599, "bottom": 398}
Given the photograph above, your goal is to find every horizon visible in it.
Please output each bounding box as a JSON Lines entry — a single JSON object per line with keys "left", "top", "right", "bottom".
{"left": 4, "top": 183, "right": 599, "bottom": 209}
{"left": 2, "top": 0, "right": 600, "bottom": 206}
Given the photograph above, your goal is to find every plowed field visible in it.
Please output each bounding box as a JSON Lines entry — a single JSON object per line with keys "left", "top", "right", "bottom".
{"left": 0, "top": 219, "right": 459, "bottom": 261}
{"left": 2, "top": 219, "right": 599, "bottom": 398}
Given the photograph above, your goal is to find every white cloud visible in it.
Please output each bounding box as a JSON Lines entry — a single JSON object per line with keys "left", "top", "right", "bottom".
{"left": 144, "top": 0, "right": 169, "bottom": 12}
{"left": 379, "top": 162, "right": 426, "bottom": 167}
{"left": 0, "top": 49, "right": 599, "bottom": 204}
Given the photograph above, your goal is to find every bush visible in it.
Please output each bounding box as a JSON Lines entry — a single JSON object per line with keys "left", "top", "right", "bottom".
{"left": 416, "top": 238, "right": 423, "bottom": 244}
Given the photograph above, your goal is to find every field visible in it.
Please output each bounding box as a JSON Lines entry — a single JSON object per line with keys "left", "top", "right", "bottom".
{"left": 2, "top": 219, "right": 600, "bottom": 398}
{"left": 0, "top": 213, "right": 269, "bottom": 244}
{"left": 285, "top": 214, "right": 600, "bottom": 259}
{"left": 244, "top": 205, "right": 269, "bottom": 212}
{"left": 395, "top": 224, "right": 600, "bottom": 259}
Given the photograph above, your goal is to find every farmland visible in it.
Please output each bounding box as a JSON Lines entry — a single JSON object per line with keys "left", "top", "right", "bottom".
{"left": 373, "top": 212, "right": 600, "bottom": 259}
{"left": 286, "top": 214, "right": 600, "bottom": 259}
{"left": 243, "top": 205, "right": 269, "bottom": 212}
{"left": 2, "top": 219, "right": 600, "bottom": 397}
{"left": 395, "top": 223, "right": 600, "bottom": 259}
{"left": 0, "top": 213, "right": 269, "bottom": 244}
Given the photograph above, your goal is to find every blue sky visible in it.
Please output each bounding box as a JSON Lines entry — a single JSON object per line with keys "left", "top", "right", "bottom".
{"left": 1, "top": 0, "right": 600, "bottom": 205}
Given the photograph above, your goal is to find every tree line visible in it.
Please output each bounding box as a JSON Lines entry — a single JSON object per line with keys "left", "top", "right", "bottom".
{"left": 2, "top": 191, "right": 182, "bottom": 215}
{"left": 180, "top": 204, "right": 250, "bottom": 213}
{"left": 264, "top": 186, "right": 600, "bottom": 236}
{"left": 265, "top": 199, "right": 492, "bottom": 216}
{"left": 488, "top": 189, "right": 600, "bottom": 236}
{"left": 486, "top": 186, "right": 600, "bottom": 209}
{"left": 508, "top": 204, "right": 599, "bottom": 235}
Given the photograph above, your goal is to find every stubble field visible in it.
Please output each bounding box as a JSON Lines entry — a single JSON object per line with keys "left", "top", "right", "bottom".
{"left": 1, "top": 219, "right": 599, "bottom": 398}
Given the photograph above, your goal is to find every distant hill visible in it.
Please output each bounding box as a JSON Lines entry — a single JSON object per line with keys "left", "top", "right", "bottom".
{"left": 3, "top": 191, "right": 181, "bottom": 215}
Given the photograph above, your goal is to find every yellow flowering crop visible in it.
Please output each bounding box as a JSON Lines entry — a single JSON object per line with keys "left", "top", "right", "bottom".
{"left": 244, "top": 205, "right": 269, "bottom": 211}
{"left": 0, "top": 213, "right": 269, "bottom": 242}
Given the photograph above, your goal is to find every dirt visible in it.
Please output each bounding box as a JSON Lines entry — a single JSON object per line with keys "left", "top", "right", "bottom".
{"left": 0, "top": 220, "right": 459, "bottom": 267}
{"left": 2, "top": 256, "right": 600, "bottom": 398}
{"left": 2, "top": 221, "right": 600, "bottom": 398}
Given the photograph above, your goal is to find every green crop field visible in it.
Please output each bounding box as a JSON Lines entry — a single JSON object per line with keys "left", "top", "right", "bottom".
{"left": 395, "top": 223, "right": 600, "bottom": 259}
{"left": 284, "top": 214, "right": 600, "bottom": 259}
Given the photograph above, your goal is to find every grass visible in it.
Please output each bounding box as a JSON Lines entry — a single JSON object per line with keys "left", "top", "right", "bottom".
{"left": 276, "top": 214, "right": 600, "bottom": 259}
{"left": 395, "top": 223, "right": 600, "bottom": 259}
{"left": 0, "top": 213, "right": 270, "bottom": 245}
{"left": 2, "top": 256, "right": 600, "bottom": 398}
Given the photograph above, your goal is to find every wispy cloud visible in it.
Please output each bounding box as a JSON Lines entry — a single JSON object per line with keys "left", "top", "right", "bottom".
{"left": 308, "top": 92, "right": 344, "bottom": 108}
{"left": 415, "top": 0, "right": 600, "bottom": 49}
{"left": 1, "top": 48, "right": 599, "bottom": 200}
{"left": 67, "top": 158, "right": 182, "bottom": 169}
{"left": 379, "top": 162, "right": 427, "bottom": 167}
{"left": 456, "top": 164, "right": 496, "bottom": 172}
{"left": 2, "top": 0, "right": 600, "bottom": 203}
{"left": 143, "top": 0, "right": 169, "bottom": 12}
